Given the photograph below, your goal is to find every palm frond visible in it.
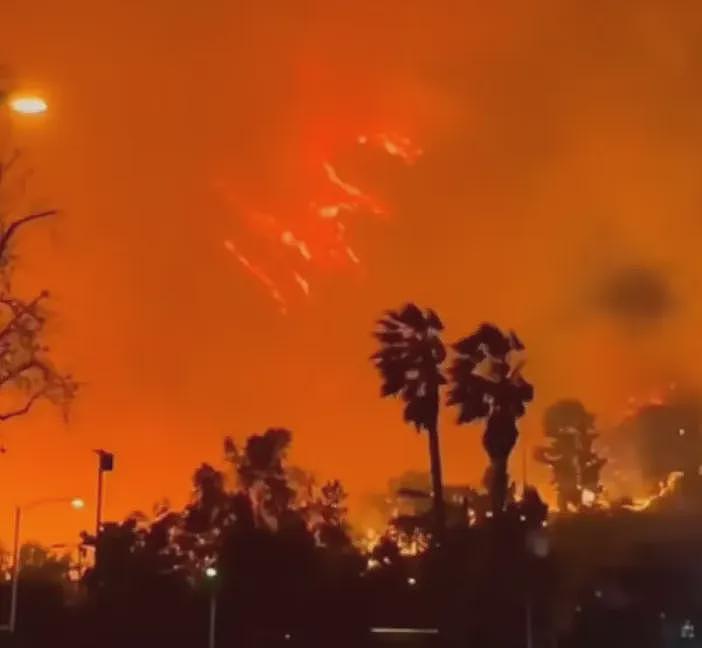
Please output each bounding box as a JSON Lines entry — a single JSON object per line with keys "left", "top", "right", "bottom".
{"left": 447, "top": 323, "right": 532, "bottom": 422}
{"left": 371, "top": 303, "right": 446, "bottom": 432}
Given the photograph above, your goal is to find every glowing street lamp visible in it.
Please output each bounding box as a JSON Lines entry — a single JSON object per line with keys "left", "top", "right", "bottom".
{"left": 8, "top": 95, "right": 47, "bottom": 115}
{"left": 204, "top": 565, "right": 220, "bottom": 648}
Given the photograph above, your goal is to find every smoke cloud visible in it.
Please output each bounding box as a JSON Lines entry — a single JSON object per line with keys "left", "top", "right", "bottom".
{"left": 595, "top": 265, "right": 676, "bottom": 329}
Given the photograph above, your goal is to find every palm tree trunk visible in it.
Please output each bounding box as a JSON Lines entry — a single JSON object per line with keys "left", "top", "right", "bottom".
{"left": 427, "top": 421, "right": 446, "bottom": 540}
{"left": 492, "top": 456, "right": 508, "bottom": 513}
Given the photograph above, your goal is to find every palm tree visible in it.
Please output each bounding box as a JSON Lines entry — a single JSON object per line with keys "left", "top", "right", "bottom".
{"left": 447, "top": 324, "right": 533, "bottom": 513}
{"left": 371, "top": 303, "right": 447, "bottom": 538}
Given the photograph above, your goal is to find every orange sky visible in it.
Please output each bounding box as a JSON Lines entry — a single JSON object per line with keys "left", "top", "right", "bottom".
{"left": 2, "top": 0, "right": 702, "bottom": 546}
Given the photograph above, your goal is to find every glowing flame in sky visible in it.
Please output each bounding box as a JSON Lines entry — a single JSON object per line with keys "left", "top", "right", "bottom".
{"left": 358, "top": 132, "right": 424, "bottom": 165}
{"left": 322, "top": 163, "right": 383, "bottom": 215}
{"left": 224, "top": 240, "right": 287, "bottom": 314}
{"left": 223, "top": 131, "right": 422, "bottom": 313}
{"left": 293, "top": 272, "right": 310, "bottom": 296}
{"left": 281, "top": 230, "right": 312, "bottom": 260}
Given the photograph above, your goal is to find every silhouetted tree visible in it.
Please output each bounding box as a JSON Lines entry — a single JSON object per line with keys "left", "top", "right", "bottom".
{"left": 371, "top": 303, "right": 447, "bottom": 538}
{"left": 225, "top": 428, "right": 296, "bottom": 529}
{"left": 175, "top": 463, "right": 232, "bottom": 577}
{"left": 535, "top": 400, "right": 606, "bottom": 511}
{"left": 448, "top": 324, "right": 533, "bottom": 513}
{"left": 18, "top": 543, "right": 71, "bottom": 584}
{"left": 0, "top": 153, "right": 76, "bottom": 424}
{"left": 306, "top": 479, "right": 350, "bottom": 547}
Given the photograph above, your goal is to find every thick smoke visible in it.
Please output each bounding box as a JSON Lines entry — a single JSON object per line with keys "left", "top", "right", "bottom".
{"left": 595, "top": 265, "right": 676, "bottom": 329}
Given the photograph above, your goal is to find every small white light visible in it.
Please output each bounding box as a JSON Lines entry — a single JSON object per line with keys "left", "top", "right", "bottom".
{"left": 519, "top": 514, "right": 527, "bottom": 522}
{"left": 681, "top": 620, "right": 695, "bottom": 639}
{"left": 581, "top": 489, "right": 596, "bottom": 507}
{"left": 205, "top": 566, "right": 218, "bottom": 578}
{"left": 9, "top": 96, "right": 48, "bottom": 115}
{"left": 407, "top": 577, "right": 416, "bottom": 586}
{"left": 284, "top": 633, "right": 292, "bottom": 640}
{"left": 679, "top": 428, "right": 686, "bottom": 436}
{"left": 485, "top": 510, "right": 493, "bottom": 518}
{"left": 71, "top": 498, "right": 85, "bottom": 510}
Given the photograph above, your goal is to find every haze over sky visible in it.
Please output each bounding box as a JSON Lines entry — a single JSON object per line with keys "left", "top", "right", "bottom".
{"left": 2, "top": 0, "right": 702, "bottom": 544}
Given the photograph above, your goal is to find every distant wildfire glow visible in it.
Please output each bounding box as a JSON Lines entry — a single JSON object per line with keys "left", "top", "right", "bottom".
{"left": 222, "top": 132, "right": 421, "bottom": 312}
{"left": 622, "top": 383, "right": 676, "bottom": 418}
{"left": 622, "top": 471, "right": 684, "bottom": 512}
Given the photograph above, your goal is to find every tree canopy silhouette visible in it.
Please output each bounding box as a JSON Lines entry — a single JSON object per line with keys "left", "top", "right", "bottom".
{"left": 225, "top": 428, "right": 297, "bottom": 529}
{"left": 535, "top": 399, "right": 606, "bottom": 511}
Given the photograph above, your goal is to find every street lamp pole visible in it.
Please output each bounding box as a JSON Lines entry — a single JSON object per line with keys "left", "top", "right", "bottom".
{"left": 96, "top": 461, "right": 104, "bottom": 538}
{"left": 4, "top": 497, "right": 84, "bottom": 634}
{"left": 525, "top": 595, "right": 533, "bottom": 648}
{"left": 205, "top": 566, "right": 218, "bottom": 648}
{"left": 94, "top": 450, "right": 114, "bottom": 539}
{"left": 209, "top": 590, "right": 217, "bottom": 648}
{"left": 8, "top": 506, "right": 21, "bottom": 633}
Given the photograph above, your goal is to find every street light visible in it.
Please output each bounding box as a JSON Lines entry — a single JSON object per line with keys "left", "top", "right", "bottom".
{"left": 204, "top": 566, "right": 218, "bottom": 648}
{"left": 70, "top": 498, "right": 85, "bottom": 510}
{"left": 0, "top": 89, "right": 48, "bottom": 115}
{"left": 1, "top": 496, "right": 85, "bottom": 633}
{"left": 94, "top": 449, "right": 114, "bottom": 539}
{"left": 7, "top": 96, "right": 47, "bottom": 115}
{"left": 0, "top": 87, "right": 49, "bottom": 161}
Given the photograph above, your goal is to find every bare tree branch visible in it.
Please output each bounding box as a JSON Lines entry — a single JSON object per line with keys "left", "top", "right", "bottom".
{"left": 0, "top": 210, "right": 57, "bottom": 262}
{"left": 0, "top": 292, "right": 47, "bottom": 343}
{"left": 0, "top": 389, "right": 44, "bottom": 422}
{"left": 0, "top": 360, "right": 48, "bottom": 392}
{"left": 0, "top": 152, "right": 75, "bottom": 426}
